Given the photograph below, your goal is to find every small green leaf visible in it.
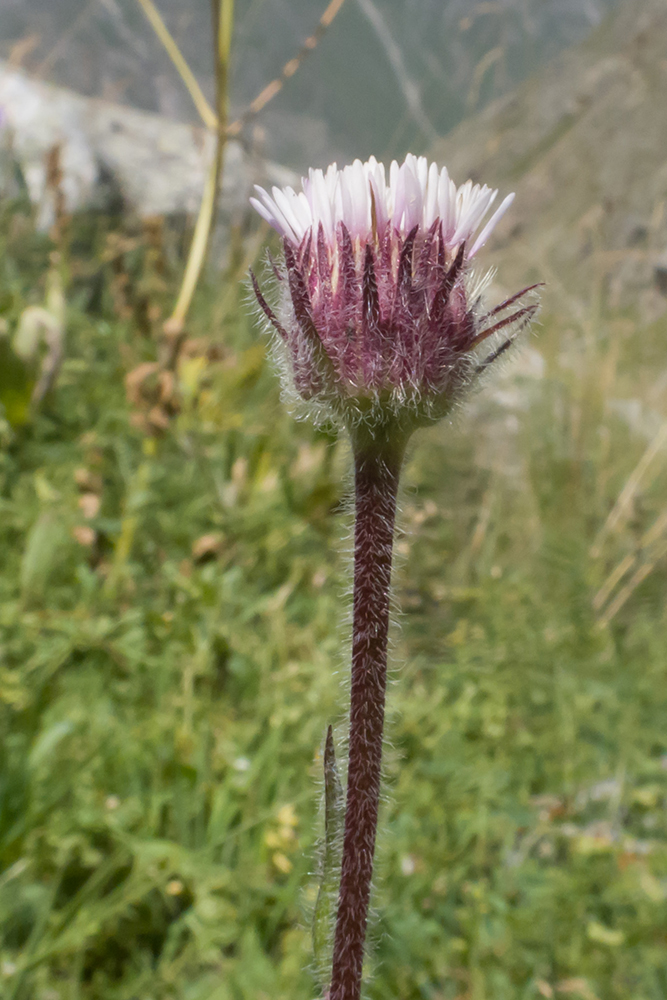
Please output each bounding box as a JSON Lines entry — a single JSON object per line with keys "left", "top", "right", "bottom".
{"left": 20, "top": 512, "right": 68, "bottom": 602}
{"left": 586, "top": 920, "right": 625, "bottom": 947}
{"left": 0, "top": 336, "right": 33, "bottom": 427}
{"left": 29, "top": 720, "right": 75, "bottom": 770}
{"left": 312, "top": 725, "right": 345, "bottom": 993}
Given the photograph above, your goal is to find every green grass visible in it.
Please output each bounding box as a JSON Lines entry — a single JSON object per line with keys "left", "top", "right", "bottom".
{"left": 1, "top": 195, "right": 667, "bottom": 1000}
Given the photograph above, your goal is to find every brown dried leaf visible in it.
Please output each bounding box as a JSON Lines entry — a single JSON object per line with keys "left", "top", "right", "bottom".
{"left": 147, "top": 406, "right": 171, "bottom": 432}
{"left": 78, "top": 493, "right": 101, "bottom": 519}
{"left": 72, "top": 525, "right": 96, "bottom": 547}
{"left": 192, "top": 533, "right": 224, "bottom": 562}
{"left": 74, "top": 468, "right": 103, "bottom": 493}
{"left": 125, "top": 362, "right": 160, "bottom": 406}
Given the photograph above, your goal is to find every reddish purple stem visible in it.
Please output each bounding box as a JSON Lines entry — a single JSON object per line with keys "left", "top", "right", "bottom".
{"left": 329, "top": 441, "right": 403, "bottom": 1000}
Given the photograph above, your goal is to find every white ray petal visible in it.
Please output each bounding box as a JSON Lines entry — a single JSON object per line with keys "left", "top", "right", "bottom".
{"left": 271, "top": 186, "right": 305, "bottom": 242}
{"left": 424, "top": 161, "right": 439, "bottom": 228}
{"left": 366, "top": 157, "right": 388, "bottom": 233}
{"left": 249, "top": 196, "right": 278, "bottom": 230}
{"left": 293, "top": 191, "right": 313, "bottom": 232}
{"left": 437, "top": 168, "right": 453, "bottom": 238}
{"left": 344, "top": 159, "right": 370, "bottom": 238}
{"left": 452, "top": 187, "right": 497, "bottom": 245}
{"left": 416, "top": 155, "right": 429, "bottom": 195}
{"left": 401, "top": 157, "right": 423, "bottom": 232}
{"left": 251, "top": 186, "right": 296, "bottom": 241}
{"left": 249, "top": 156, "right": 515, "bottom": 256}
{"left": 307, "top": 168, "right": 335, "bottom": 239}
{"left": 469, "top": 192, "right": 515, "bottom": 257}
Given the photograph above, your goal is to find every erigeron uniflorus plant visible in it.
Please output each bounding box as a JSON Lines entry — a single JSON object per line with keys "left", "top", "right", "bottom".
{"left": 249, "top": 154, "right": 539, "bottom": 1000}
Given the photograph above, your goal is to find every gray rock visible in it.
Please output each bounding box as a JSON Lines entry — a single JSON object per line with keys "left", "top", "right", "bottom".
{"left": 0, "top": 61, "right": 295, "bottom": 229}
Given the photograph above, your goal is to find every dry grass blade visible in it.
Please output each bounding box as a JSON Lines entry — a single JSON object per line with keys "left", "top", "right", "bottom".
{"left": 597, "top": 537, "right": 667, "bottom": 627}
{"left": 8, "top": 34, "right": 41, "bottom": 69}
{"left": 135, "top": 0, "right": 217, "bottom": 129}
{"left": 466, "top": 44, "right": 503, "bottom": 111}
{"left": 593, "top": 507, "right": 667, "bottom": 611}
{"left": 354, "top": 0, "right": 437, "bottom": 141}
{"left": 35, "top": 0, "right": 95, "bottom": 79}
{"left": 214, "top": 222, "right": 269, "bottom": 325}
{"left": 594, "top": 505, "right": 667, "bottom": 621}
{"left": 469, "top": 485, "right": 494, "bottom": 556}
{"left": 590, "top": 421, "right": 667, "bottom": 558}
{"left": 593, "top": 551, "right": 635, "bottom": 612}
{"left": 226, "top": 0, "right": 348, "bottom": 137}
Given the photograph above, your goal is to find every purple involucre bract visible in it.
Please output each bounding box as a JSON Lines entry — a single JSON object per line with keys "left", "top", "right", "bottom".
{"left": 250, "top": 154, "right": 539, "bottom": 436}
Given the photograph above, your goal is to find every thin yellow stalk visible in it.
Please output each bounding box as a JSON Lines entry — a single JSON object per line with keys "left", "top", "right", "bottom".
{"left": 166, "top": 0, "right": 235, "bottom": 330}
{"left": 168, "top": 154, "right": 220, "bottom": 329}
{"left": 210, "top": 0, "right": 235, "bottom": 232}
{"left": 135, "top": 0, "right": 218, "bottom": 130}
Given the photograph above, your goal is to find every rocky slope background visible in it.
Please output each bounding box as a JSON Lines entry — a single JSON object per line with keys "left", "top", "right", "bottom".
{"left": 433, "top": 0, "right": 667, "bottom": 322}
{"left": 1, "top": 0, "right": 619, "bottom": 168}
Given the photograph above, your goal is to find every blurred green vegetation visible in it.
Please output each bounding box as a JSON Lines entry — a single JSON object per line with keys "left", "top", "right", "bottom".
{"left": 1, "top": 189, "right": 667, "bottom": 1000}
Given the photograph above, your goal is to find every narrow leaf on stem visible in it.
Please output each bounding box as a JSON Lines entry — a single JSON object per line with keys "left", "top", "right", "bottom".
{"left": 312, "top": 726, "right": 345, "bottom": 993}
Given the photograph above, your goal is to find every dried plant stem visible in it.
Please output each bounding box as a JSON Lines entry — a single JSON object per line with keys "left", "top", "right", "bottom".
{"left": 329, "top": 439, "right": 404, "bottom": 1000}
{"left": 167, "top": 0, "right": 234, "bottom": 331}
{"left": 168, "top": 153, "right": 220, "bottom": 330}
{"left": 135, "top": 0, "right": 218, "bottom": 129}
{"left": 139, "top": 0, "right": 344, "bottom": 327}
{"left": 227, "top": 0, "right": 347, "bottom": 137}
{"left": 590, "top": 421, "right": 667, "bottom": 558}
{"left": 136, "top": 0, "right": 346, "bottom": 138}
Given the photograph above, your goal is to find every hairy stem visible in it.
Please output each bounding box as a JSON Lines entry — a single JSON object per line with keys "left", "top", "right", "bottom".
{"left": 329, "top": 441, "right": 404, "bottom": 1000}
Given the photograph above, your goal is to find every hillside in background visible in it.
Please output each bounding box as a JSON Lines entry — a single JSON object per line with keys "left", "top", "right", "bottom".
{"left": 433, "top": 0, "right": 667, "bottom": 324}
{"left": 1, "top": 0, "right": 619, "bottom": 168}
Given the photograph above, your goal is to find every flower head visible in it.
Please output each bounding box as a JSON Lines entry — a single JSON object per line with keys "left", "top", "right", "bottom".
{"left": 250, "top": 154, "right": 538, "bottom": 441}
